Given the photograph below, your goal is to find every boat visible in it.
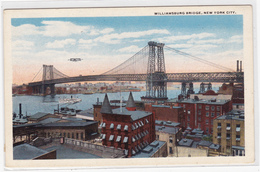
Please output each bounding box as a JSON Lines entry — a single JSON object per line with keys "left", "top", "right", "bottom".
{"left": 59, "top": 96, "right": 82, "bottom": 104}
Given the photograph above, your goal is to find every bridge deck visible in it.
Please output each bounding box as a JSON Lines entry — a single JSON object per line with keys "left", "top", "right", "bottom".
{"left": 28, "top": 72, "right": 243, "bottom": 86}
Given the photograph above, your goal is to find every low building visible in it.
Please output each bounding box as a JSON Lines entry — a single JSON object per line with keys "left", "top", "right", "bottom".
{"left": 155, "top": 120, "right": 180, "bottom": 128}
{"left": 13, "top": 143, "right": 56, "bottom": 160}
{"left": 100, "top": 92, "right": 156, "bottom": 157}
{"left": 212, "top": 110, "right": 245, "bottom": 156}
{"left": 176, "top": 139, "right": 208, "bottom": 157}
{"left": 36, "top": 121, "right": 99, "bottom": 141}
{"left": 28, "top": 112, "right": 59, "bottom": 123}
{"left": 155, "top": 125, "right": 182, "bottom": 157}
{"left": 133, "top": 140, "right": 167, "bottom": 158}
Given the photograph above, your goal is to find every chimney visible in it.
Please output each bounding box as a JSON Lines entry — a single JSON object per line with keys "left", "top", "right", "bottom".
{"left": 237, "top": 60, "right": 239, "bottom": 72}
{"left": 240, "top": 61, "right": 242, "bottom": 72}
{"left": 97, "top": 97, "right": 99, "bottom": 104}
{"left": 19, "top": 103, "right": 22, "bottom": 115}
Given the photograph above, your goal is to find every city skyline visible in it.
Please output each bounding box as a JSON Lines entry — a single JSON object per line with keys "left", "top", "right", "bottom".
{"left": 12, "top": 15, "right": 243, "bottom": 85}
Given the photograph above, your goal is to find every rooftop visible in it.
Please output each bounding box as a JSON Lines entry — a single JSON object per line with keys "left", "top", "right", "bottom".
{"left": 132, "top": 140, "right": 166, "bottom": 158}
{"left": 13, "top": 143, "right": 49, "bottom": 160}
{"left": 152, "top": 105, "right": 182, "bottom": 109}
{"left": 215, "top": 110, "right": 244, "bottom": 121}
{"left": 38, "top": 117, "right": 61, "bottom": 124}
{"left": 155, "top": 120, "right": 180, "bottom": 127}
{"left": 155, "top": 126, "right": 180, "bottom": 134}
{"left": 44, "top": 145, "right": 101, "bottom": 159}
{"left": 198, "top": 140, "right": 213, "bottom": 147}
{"left": 37, "top": 121, "right": 97, "bottom": 128}
{"left": 178, "top": 139, "right": 193, "bottom": 147}
{"left": 112, "top": 107, "right": 152, "bottom": 121}
{"left": 29, "top": 112, "right": 50, "bottom": 120}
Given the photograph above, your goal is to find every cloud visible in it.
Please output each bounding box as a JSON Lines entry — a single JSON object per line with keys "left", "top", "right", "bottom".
{"left": 187, "top": 38, "right": 225, "bottom": 44}
{"left": 94, "top": 29, "right": 170, "bottom": 44}
{"left": 159, "top": 32, "right": 216, "bottom": 43}
{"left": 117, "top": 45, "right": 141, "bottom": 53}
{"left": 12, "top": 40, "right": 34, "bottom": 51}
{"left": 228, "top": 35, "right": 243, "bottom": 43}
{"left": 12, "top": 21, "right": 115, "bottom": 38}
{"left": 78, "top": 39, "right": 98, "bottom": 49}
{"left": 46, "top": 39, "right": 76, "bottom": 48}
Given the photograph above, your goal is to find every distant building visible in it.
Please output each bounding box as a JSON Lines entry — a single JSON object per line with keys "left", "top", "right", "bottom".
{"left": 76, "top": 109, "right": 94, "bottom": 120}
{"left": 155, "top": 125, "right": 182, "bottom": 157}
{"left": 176, "top": 139, "right": 208, "bottom": 157}
{"left": 144, "top": 103, "right": 184, "bottom": 124}
{"left": 100, "top": 92, "right": 156, "bottom": 157}
{"left": 176, "top": 90, "right": 232, "bottom": 134}
{"left": 212, "top": 110, "right": 245, "bottom": 156}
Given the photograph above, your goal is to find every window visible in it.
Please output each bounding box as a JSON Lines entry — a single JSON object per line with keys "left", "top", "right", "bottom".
{"left": 217, "top": 106, "right": 221, "bottom": 111}
{"left": 217, "top": 133, "right": 221, "bottom": 139}
{"left": 187, "top": 116, "right": 190, "bottom": 121}
{"left": 110, "top": 123, "right": 114, "bottom": 129}
{"left": 198, "top": 123, "right": 201, "bottom": 129}
{"left": 169, "top": 147, "right": 173, "bottom": 154}
{"left": 205, "top": 106, "right": 209, "bottom": 110}
{"left": 169, "top": 136, "right": 173, "bottom": 143}
{"left": 211, "top": 120, "right": 213, "bottom": 125}
{"left": 226, "top": 133, "right": 230, "bottom": 139}
{"left": 68, "top": 133, "right": 70, "bottom": 138}
{"left": 236, "top": 105, "right": 239, "bottom": 109}
{"left": 206, "top": 112, "right": 209, "bottom": 117}
{"left": 72, "top": 133, "right": 74, "bottom": 139}
{"left": 206, "top": 127, "right": 209, "bottom": 134}
{"left": 216, "top": 112, "right": 220, "bottom": 116}
{"left": 187, "top": 123, "right": 190, "bottom": 127}
{"left": 217, "top": 123, "right": 221, "bottom": 128}
{"left": 156, "top": 135, "right": 159, "bottom": 140}
{"left": 198, "top": 117, "right": 201, "bottom": 122}
{"left": 76, "top": 133, "right": 79, "bottom": 139}
{"left": 81, "top": 132, "right": 83, "bottom": 140}
{"left": 198, "top": 105, "right": 202, "bottom": 109}
{"left": 236, "top": 124, "right": 241, "bottom": 132}
{"left": 236, "top": 135, "right": 240, "bottom": 141}
{"left": 211, "top": 112, "right": 215, "bottom": 117}
{"left": 226, "top": 123, "right": 231, "bottom": 130}
{"left": 206, "top": 119, "right": 209, "bottom": 125}
{"left": 183, "top": 105, "right": 186, "bottom": 108}
{"left": 211, "top": 106, "right": 215, "bottom": 111}
{"left": 198, "top": 110, "right": 201, "bottom": 115}
{"left": 63, "top": 133, "right": 66, "bottom": 137}
{"left": 187, "top": 110, "right": 190, "bottom": 114}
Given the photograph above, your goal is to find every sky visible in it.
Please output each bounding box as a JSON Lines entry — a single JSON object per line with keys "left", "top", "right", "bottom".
{"left": 11, "top": 15, "right": 243, "bottom": 85}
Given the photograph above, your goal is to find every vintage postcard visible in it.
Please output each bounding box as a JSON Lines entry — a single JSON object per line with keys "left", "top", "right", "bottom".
{"left": 4, "top": 5, "right": 254, "bottom": 168}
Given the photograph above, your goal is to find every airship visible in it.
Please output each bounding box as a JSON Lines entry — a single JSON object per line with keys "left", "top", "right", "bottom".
{"left": 68, "top": 58, "right": 83, "bottom": 62}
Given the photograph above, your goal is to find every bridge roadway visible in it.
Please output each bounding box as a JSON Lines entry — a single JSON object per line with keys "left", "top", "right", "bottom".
{"left": 28, "top": 72, "right": 244, "bottom": 86}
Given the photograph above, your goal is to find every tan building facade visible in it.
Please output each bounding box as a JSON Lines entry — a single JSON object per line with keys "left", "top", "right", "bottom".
{"left": 155, "top": 126, "right": 182, "bottom": 157}
{"left": 212, "top": 110, "right": 244, "bottom": 156}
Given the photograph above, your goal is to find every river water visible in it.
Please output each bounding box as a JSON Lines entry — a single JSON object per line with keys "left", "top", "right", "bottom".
{"left": 12, "top": 87, "right": 218, "bottom": 116}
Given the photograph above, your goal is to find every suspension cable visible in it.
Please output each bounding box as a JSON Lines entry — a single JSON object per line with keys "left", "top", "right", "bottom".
{"left": 32, "top": 66, "right": 43, "bottom": 81}
{"left": 165, "top": 46, "right": 235, "bottom": 72}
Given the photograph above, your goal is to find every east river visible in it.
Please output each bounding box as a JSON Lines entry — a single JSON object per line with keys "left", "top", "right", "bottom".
{"left": 12, "top": 88, "right": 218, "bottom": 116}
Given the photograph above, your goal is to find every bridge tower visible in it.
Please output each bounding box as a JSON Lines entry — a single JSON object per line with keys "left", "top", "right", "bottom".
{"left": 41, "top": 65, "right": 55, "bottom": 96}
{"left": 142, "top": 41, "right": 168, "bottom": 101}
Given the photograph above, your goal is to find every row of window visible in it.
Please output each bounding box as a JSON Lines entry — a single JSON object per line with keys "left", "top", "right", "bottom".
{"left": 46, "top": 132, "right": 84, "bottom": 140}
{"left": 186, "top": 111, "right": 220, "bottom": 118}
{"left": 183, "top": 105, "right": 221, "bottom": 111}
{"left": 217, "top": 133, "right": 241, "bottom": 141}
{"left": 100, "top": 119, "right": 149, "bottom": 131}
{"left": 101, "top": 130, "right": 149, "bottom": 143}
{"left": 217, "top": 123, "right": 241, "bottom": 131}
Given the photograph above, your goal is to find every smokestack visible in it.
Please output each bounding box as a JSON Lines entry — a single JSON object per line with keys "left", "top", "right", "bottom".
{"left": 19, "top": 103, "right": 22, "bottom": 115}
{"left": 237, "top": 60, "right": 239, "bottom": 72}
{"left": 97, "top": 97, "right": 99, "bottom": 104}
{"left": 240, "top": 61, "right": 242, "bottom": 72}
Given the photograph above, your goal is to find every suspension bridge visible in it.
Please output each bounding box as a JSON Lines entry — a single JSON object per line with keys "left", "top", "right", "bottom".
{"left": 27, "top": 41, "right": 244, "bottom": 100}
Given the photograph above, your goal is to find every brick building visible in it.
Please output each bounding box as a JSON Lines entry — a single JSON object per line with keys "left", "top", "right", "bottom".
{"left": 177, "top": 90, "right": 232, "bottom": 134}
{"left": 144, "top": 104, "right": 184, "bottom": 124}
{"left": 93, "top": 98, "right": 126, "bottom": 126}
{"left": 100, "top": 92, "right": 155, "bottom": 157}
{"left": 212, "top": 110, "right": 245, "bottom": 156}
